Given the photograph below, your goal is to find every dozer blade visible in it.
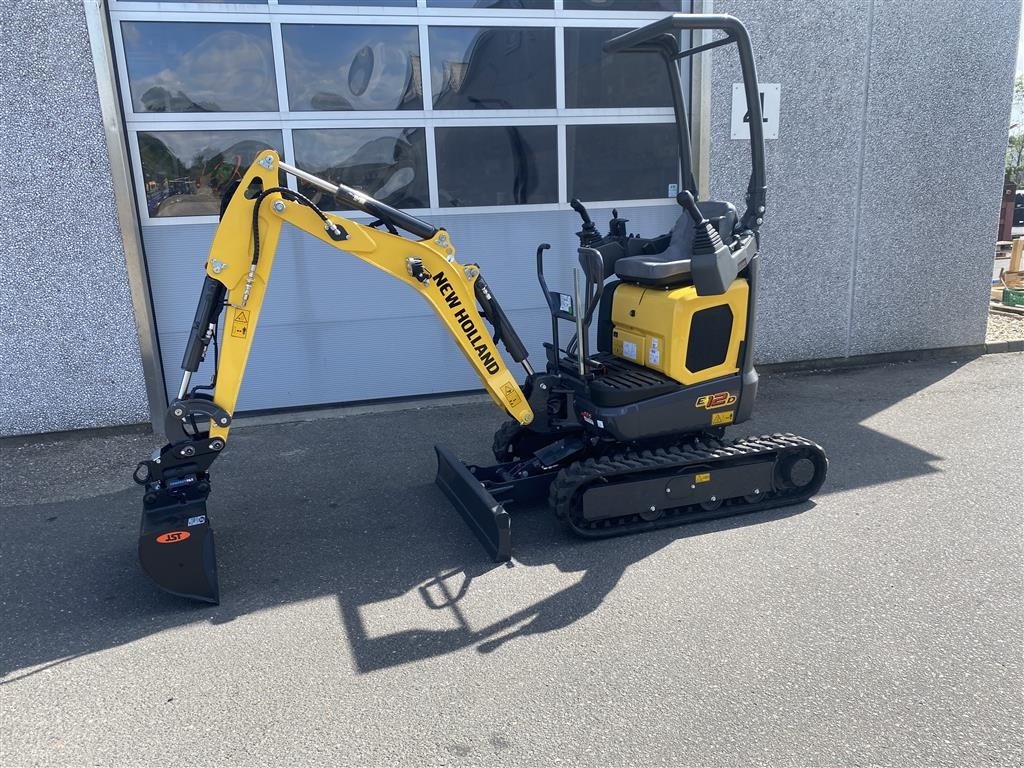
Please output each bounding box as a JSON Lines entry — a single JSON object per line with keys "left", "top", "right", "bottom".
{"left": 138, "top": 492, "right": 219, "bottom": 604}
{"left": 435, "top": 445, "right": 511, "bottom": 562}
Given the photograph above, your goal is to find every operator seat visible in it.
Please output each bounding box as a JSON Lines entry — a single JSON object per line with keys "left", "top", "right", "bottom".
{"left": 614, "top": 200, "right": 738, "bottom": 287}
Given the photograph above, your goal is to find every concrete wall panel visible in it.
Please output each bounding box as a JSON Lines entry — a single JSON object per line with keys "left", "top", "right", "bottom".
{"left": 0, "top": 0, "right": 148, "bottom": 435}
{"left": 709, "top": 0, "right": 1018, "bottom": 362}
{"left": 709, "top": 0, "right": 872, "bottom": 363}
{"left": 849, "top": 0, "right": 1020, "bottom": 355}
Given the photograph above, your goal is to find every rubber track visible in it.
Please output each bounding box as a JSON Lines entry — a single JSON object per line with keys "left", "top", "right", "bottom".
{"left": 548, "top": 432, "right": 827, "bottom": 539}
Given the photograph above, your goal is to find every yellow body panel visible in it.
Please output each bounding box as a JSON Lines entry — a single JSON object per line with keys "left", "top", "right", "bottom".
{"left": 204, "top": 151, "right": 532, "bottom": 443}
{"left": 611, "top": 278, "right": 749, "bottom": 386}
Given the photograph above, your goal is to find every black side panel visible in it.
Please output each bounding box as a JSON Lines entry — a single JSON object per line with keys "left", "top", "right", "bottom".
{"left": 581, "top": 374, "right": 744, "bottom": 442}
{"left": 596, "top": 280, "right": 621, "bottom": 354}
{"left": 736, "top": 252, "right": 760, "bottom": 424}
{"left": 686, "top": 304, "right": 733, "bottom": 372}
{"left": 595, "top": 241, "right": 624, "bottom": 279}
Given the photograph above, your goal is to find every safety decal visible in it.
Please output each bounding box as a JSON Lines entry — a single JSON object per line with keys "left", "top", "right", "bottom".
{"left": 622, "top": 341, "right": 638, "bottom": 360}
{"left": 696, "top": 391, "right": 737, "bottom": 410}
{"left": 648, "top": 338, "right": 661, "bottom": 366}
{"left": 501, "top": 382, "right": 521, "bottom": 409}
{"left": 695, "top": 472, "right": 711, "bottom": 484}
{"left": 231, "top": 310, "right": 250, "bottom": 339}
{"left": 156, "top": 531, "right": 191, "bottom": 544}
{"left": 711, "top": 411, "right": 735, "bottom": 425}
{"left": 187, "top": 515, "right": 207, "bottom": 527}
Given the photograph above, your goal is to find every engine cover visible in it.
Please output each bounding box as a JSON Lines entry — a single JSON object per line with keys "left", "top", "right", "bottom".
{"left": 610, "top": 277, "right": 749, "bottom": 386}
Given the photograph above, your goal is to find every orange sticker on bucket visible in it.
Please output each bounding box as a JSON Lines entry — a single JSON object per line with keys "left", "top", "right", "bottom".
{"left": 156, "top": 531, "right": 191, "bottom": 544}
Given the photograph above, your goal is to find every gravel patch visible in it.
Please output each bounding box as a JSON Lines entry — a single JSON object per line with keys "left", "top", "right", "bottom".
{"left": 987, "top": 309, "right": 1024, "bottom": 343}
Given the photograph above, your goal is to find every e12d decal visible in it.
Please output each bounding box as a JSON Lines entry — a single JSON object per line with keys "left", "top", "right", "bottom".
{"left": 696, "top": 392, "right": 738, "bottom": 410}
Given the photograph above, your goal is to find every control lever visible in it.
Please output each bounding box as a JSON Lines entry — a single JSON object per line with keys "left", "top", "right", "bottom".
{"left": 678, "top": 190, "right": 735, "bottom": 296}
{"left": 570, "top": 198, "right": 601, "bottom": 247}
{"left": 608, "top": 208, "right": 629, "bottom": 239}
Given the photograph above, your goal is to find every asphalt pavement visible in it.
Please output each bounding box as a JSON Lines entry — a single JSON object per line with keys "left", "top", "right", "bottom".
{"left": 2, "top": 353, "right": 1022, "bottom": 766}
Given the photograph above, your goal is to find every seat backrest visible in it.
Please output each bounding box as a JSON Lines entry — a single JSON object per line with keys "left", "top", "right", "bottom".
{"left": 657, "top": 199, "right": 736, "bottom": 263}
{"left": 701, "top": 200, "right": 739, "bottom": 242}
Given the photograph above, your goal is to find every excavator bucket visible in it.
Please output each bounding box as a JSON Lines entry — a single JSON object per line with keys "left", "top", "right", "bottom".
{"left": 137, "top": 487, "right": 219, "bottom": 604}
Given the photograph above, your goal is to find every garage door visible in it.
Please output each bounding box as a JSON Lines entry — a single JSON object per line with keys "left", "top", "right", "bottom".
{"left": 108, "top": 0, "right": 691, "bottom": 411}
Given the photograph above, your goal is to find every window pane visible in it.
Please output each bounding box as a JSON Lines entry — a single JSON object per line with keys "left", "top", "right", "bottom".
{"left": 429, "top": 27, "right": 555, "bottom": 109}
{"left": 139, "top": 130, "right": 283, "bottom": 218}
{"left": 282, "top": 25, "right": 421, "bottom": 111}
{"left": 565, "top": 28, "right": 673, "bottom": 108}
{"left": 567, "top": 123, "right": 678, "bottom": 202}
{"left": 292, "top": 128, "right": 429, "bottom": 209}
{"left": 427, "top": 1, "right": 553, "bottom": 8}
{"left": 122, "top": 22, "right": 277, "bottom": 113}
{"left": 279, "top": 1, "right": 416, "bottom": 6}
{"left": 435, "top": 126, "right": 556, "bottom": 207}
{"left": 564, "top": 1, "right": 681, "bottom": 10}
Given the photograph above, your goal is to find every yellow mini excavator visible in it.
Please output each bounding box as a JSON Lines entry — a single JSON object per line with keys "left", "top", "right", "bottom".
{"left": 134, "top": 14, "right": 827, "bottom": 604}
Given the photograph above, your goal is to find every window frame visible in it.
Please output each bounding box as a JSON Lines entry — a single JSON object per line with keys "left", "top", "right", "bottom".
{"left": 110, "top": 0, "right": 688, "bottom": 226}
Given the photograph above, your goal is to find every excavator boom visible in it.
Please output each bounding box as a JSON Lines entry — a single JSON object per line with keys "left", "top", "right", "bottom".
{"left": 135, "top": 151, "right": 532, "bottom": 603}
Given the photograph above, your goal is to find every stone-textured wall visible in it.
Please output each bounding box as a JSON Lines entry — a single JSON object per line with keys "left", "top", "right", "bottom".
{"left": 709, "top": 0, "right": 1020, "bottom": 363}
{"left": 0, "top": 0, "right": 149, "bottom": 435}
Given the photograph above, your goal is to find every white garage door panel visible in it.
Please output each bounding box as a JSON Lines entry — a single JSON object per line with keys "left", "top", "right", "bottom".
{"left": 160, "top": 305, "right": 564, "bottom": 412}
{"left": 147, "top": 203, "right": 679, "bottom": 408}
{"left": 114, "top": 0, "right": 692, "bottom": 411}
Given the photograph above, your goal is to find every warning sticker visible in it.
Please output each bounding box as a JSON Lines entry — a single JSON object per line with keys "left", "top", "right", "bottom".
{"left": 622, "top": 340, "right": 638, "bottom": 360}
{"left": 648, "top": 338, "right": 660, "bottom": 366}
{"left": 712, "top": 411, "right": 735, "bottom": 425}
{"left": 500, "top": 382, "right": 522, "bottom": 409}
{"left": 231, "top": 310, "right": 250, "bottom": 338}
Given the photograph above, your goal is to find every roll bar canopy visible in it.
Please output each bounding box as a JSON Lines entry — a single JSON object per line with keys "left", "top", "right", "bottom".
{"left": 604, "top": 14, "right": 766, "bottom": 232}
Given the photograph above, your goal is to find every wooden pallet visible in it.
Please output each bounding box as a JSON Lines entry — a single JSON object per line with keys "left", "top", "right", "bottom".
{"left": 990, "top": 301, "right": 1024, "bottom": 316}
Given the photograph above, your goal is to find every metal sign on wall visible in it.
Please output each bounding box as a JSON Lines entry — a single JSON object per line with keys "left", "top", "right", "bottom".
{"left": 731, "top": 82, "right": 781, "bottom": 140}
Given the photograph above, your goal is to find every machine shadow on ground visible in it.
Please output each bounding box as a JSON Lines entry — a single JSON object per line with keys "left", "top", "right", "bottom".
{"left": 0, "top": 358, "right": 957, "bottom": 679}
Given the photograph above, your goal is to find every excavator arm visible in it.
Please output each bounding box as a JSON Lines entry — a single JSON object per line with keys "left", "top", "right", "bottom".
{"left": 135, "top": 150, "right": 533, "bottom": 603}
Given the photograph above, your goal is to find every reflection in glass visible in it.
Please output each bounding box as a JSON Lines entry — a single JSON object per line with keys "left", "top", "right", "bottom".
{"left": 565, "top": 28, "right": 673, "bottom": 109}
{"left": 279, "top": 0, "right": 416, "bottom": 6}
{"left": 435, "top": 126, "right": 557, "bottom": 207}
{"left": 138, "top": 130, "right": 283, "bottom": 218}
{"left": 292, "top": 128, "right": 428, "bottom": 210}
{"left": 568, "top": 123, "right": 678, "bottom": 202}
{"left": 122, "top": 22, "right": 277, "bottom": 113}
{"left": 564, "top": 0, "right": 681, "bottom": 10}
{"left": 427, "top": 1, "right": 553, "bottom": 7}
{"left": 429, "top": 27, "right": 555, "bottom": 110}
{"left": 283, "top": 25, "right": 421, "bottom": 112}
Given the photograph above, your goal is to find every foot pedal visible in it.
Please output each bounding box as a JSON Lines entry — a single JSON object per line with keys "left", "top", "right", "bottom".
{"left": 138, "top": 484, "right": 219, "bottom": 604}
{"left": 434, "top": 445, "right": 511, "bottom": 562}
